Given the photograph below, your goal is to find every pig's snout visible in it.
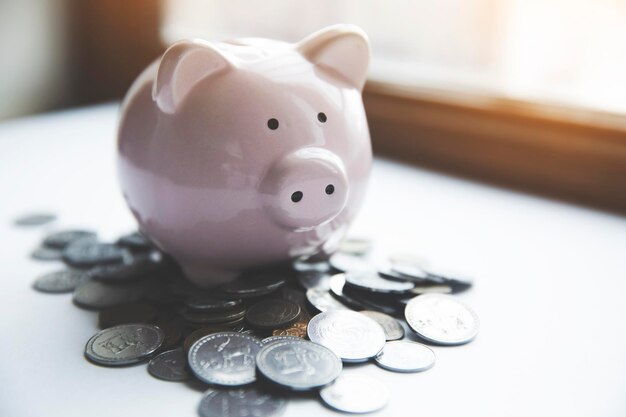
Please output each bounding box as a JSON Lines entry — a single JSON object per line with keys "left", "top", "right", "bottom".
{"left": 260, "top": 148, "right": 348, "bottom": 230}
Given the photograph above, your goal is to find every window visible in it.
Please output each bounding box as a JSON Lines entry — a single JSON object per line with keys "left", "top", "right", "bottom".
{"left": 163, "top": 0, "right": 626, "bottom": 212}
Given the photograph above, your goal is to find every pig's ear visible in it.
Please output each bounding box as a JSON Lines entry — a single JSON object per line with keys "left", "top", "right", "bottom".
{"left": 153, "top": 40, "right": 233, "bottom": 113}
{"left": 297, "top": 25, "right": 370, "bottom": 91}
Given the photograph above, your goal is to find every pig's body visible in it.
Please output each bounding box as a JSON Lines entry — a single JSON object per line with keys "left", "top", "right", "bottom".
{"left": 118, "top": 25, "right": 372, "bottom": 287}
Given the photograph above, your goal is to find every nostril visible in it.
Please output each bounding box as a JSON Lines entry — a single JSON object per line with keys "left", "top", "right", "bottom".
{"left": 291, "top": 191, "right": 303, "bottom": 203}
{"left": 325, "top": 184, "right": 335, "bottom": 195}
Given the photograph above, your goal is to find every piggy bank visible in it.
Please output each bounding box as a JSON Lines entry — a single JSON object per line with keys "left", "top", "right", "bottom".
{"left": 117, "top": 25, "right": 372, "bottom": 287}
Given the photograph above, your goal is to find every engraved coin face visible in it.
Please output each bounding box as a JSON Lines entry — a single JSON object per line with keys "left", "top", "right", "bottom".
{"left": 256, "top": 339, "right": 342, "bottom": 391}
{"left": 344, "top": 270, "right": 415, "bottom": 294}
{"left": 198, "top": 387, "right": 286, "bottom": 417}
{"left": 187, "top": 332, "right": 263, "bottom": 386}
{"left": 261, "top": 335, "right": 303, "bottom": 345}
{"left": 359, "top": 311, "right": 405, "bottom": 341}
{"left": 319, "top": 373, "right": 389, "bottom": 414}
{"left": 404, "top": 293, "right": 479, "bottom": 345}
{"left": 148, "top": 348, "right": 190, "bottom": 381}
{"left": 307, "top": 310, "right": 385, "bottom": 362}
{"left": 306, "top": 288, "right": 349, "bottom": 313}
{"left": 374, "top": 341, "right": 435, "bottom": 372}
{"left": 33, "top": 269, "right": 88, "bottom": 293}
{"left": 245, "top": 299, "right": 301, "bottom": 329}
{"left": 85, "top": 324, "right": 164, "bottom": 366}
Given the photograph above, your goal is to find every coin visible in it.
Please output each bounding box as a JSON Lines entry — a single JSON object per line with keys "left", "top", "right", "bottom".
{"left": 338, "top": 237, "right": 372, "bottom": 256}
{"left": 89, "top": 253, "right": 161, "bottom": 282}
{"left": 187, "top": 332, "right": 263, "bottom": 386}
{"left": 183, "top": 326, "right": 237, "bottom": 353}
{"left": 296, "top": 270, "right": 332, "bottom": 290}
{"left": 271, "top": 328, "right": 306, "bottom": 338}
{"left": 306, "top": 287, "right": 349, "bottom": 313}
{"left": 180, "top": 306, "right": 246, "bottom": 325}
{"left": 256, "top": 339, "right": 342, "bottom": 391}
{"left": 261, "top": 335, "right": 303, "bottom": 345}
{"left": 404, "top": 293, "right": 479, "bottom": 345}
{"left": 219, "top": 269, "right": 288, "bottom": 298}
{"left": 63, "top": 240, "right": 130, "bottom": 267}
{"left": 319, "top": 373, "right": 389, "bottom": 414}
{"left": 374, "top": 341, "right": 435, "bottom": 373}
{"left": 423, "top": 266, "right": 474, "bottom": 293}
{"left": 33, "top": 269, "right": 88, "bottom": 293}
{"left": 245, "top": 299, "right": 301, "bottom": 330}
{"left": 344, "top": 270, "right": 415, "bottom": 294}
{"left": 328, "top": 253, "right": 371, "bottom": 273}
{"left": 340, "top": 284, "right": 406, "bottom": 316}
{"left": 147, "top": 348, "right": 191, "bottom": 381}
{"left": 184, "top": 296, "right": 243, "bottom": 312}
{"left": 14, "top": 213, "right": 56, "bottom": 226}
{"left": 73, "top": 280, "right": 146, "bottom": 309}
{"left": 98, "top": 302, "right": 158, "bottom": 328}
{"left": 85, "top": 324, "right": 164, "bottom": 366}
{"left": 198, "top": 387, "right": 286, "bottom": 417}
{"left": 43, "top": 230, "right": 97, "bottom": 249}
{"left": 116, "top": 231, "right": 153, "bottom": 250}
{"left": 307, "top": 310, "right": 385, "bottom": 362}
{"left": 359, "top": 311, "right": 404, "bottom": 341}
{"left": 31, "top": 247, "right": 64, "bottom": 261}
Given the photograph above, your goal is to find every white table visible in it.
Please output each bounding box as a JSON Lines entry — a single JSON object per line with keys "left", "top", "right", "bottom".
{"left": 1, "top": 104, "right": 625, "bottom": 417}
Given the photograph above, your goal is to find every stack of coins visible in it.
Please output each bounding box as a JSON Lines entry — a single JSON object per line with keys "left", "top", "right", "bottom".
{"left": 23, "top": 219, "right": 479, "bottom": 416}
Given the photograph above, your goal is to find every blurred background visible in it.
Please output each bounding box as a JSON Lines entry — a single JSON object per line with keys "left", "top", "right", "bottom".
{"left": 1, "top": 0, "right": 625, "bottom": 211}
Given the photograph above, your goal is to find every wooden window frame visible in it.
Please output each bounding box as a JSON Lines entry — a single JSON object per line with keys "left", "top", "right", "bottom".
{"left": 364, "top": 80, "right": 626, "bottom": 214}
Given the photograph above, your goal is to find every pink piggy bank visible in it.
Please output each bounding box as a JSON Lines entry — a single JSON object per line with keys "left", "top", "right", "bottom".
{"left": 117, "top": 25, "right": 372, "bottom": 287}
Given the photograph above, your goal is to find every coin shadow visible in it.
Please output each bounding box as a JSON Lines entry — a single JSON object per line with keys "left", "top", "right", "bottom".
{"left": 183, "top": 377, "right": 210, "bottom": 393}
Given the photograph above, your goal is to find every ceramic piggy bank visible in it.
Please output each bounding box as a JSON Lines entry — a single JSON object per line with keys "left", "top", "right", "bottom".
{"left": 117, "top": 25, "right": 372, "bottom": 287}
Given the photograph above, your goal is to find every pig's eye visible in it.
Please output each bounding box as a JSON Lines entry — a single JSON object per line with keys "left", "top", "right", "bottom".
{"left": 267, "top": 118, "right": 279, "bottom": 130}
{"left": 317, "top": 112, "right": 327, "bottom": 123}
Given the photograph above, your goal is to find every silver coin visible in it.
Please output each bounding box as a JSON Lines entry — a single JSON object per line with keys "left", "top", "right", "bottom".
{"left": 148, "top": 348, "right": 191, "bottom": 381}
{"left": 374, "top": 341, "right": 435, "bottom": 372}
{"left": 329, "top": 253, "right": 371, "bottom": 273}
{"left": 256, "top": 339, "right": 342, "bottom": 391}
{"left": 338, "top": 237, "right": 372, "bottom": 256}
{"left": 319, "top": 373, "right": 389, "bottom": 414}
{"left": 411, "top": 284, "right": 452, "bottom": 294}
{"left": 297, "top": 270, "right": 332, "bottom": 290}
{"left": 31, "top": 247, "right": 64, "bottom": 261}
{"left": 261, "top": 335, "right": 303, "bottom": 345}
{"left": 33, "top": 269, "right": 88, "bottom": 293}
{"left": 73, "top": 280, "right": 146, "bottom": 309}
{"left": 306, "top": 287, "right": 349, "bottom": 313}
{"left": 359, "top": 311, "right": 404, "bottom": 341}
{"left": 344, "top": 270, "right": 415, "bottom": 294}
{"left": 405, "top": 293, "right": 479, "bottom": 345}
{"left": 188, "top": 332, "right": 263, "bottom": 386}
{"left": 307, "top": 310, "right": 385, "bottom": 362}
{"left": 14, "top": 213, "right": 56, "bottom": 226}
{"left": 198, "top": 387, "right": 286, "bottom": 417}
{"left": 85, "top": 324, "right": 164, "bottom": 366}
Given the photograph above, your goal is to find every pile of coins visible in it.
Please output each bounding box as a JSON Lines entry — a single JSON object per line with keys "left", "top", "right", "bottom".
{"left": 20, "top": 216, "right": 479, "bottom": 416}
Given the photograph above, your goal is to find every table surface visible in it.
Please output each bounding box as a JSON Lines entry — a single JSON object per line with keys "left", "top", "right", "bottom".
{"left": 1, "top": 104, "right": 625, "bottom": 417}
